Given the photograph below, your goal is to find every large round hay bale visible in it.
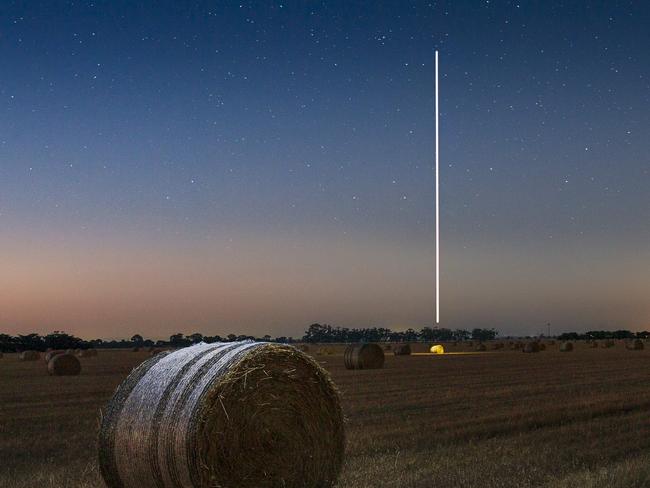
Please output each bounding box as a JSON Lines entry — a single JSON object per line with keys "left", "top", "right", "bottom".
{"left": 523, "top": 342, "right": 540, "bottom": 353}
{"left": 430, "top": 344, "right": 445, "bottom": 354}
{"left": 98, "top": 342, "right": 344, "bottom": 488}
{"left": 44, "top": 350, "right": 65, "bottom": 362}
{"left": 559, "top": 342, "right": 574, "bottom": 352}
{"left": 344, "top": 343, "right": 385, "bottom": 369}
{"left": 475, "top": 343, "right": 486, "bottom": 352}
{"left": 48, "top": 353, "right": 82, "bottom": 376}
{"left": 19, "top": 350, "right": 39, "bottom": 361}
{"left": 626, "top": 339, "right": 644, "bottom": 350}
{"left": 393, "top": 344, "right": 411, "bottom": 356}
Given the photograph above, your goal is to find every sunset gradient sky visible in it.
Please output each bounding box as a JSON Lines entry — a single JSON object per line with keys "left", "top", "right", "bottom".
{"left": 1, "top": 2, "right": 648, "bottom": 339}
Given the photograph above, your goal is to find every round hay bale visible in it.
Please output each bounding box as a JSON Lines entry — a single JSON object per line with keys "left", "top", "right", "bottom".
{"left": 559, "top": 342, "right": 574, "bottom": 352}
{"left": 430, "top": 344, "right": 445, "bottom": 354}
{"left": 475, "top": 343, "right": 486, "bottom": 352}
{"left": 98, "top": 342, "right": 344, "bottom": 488}
{"left": 316, "top": 346, "right": 334, "bottom": 356}
{"left": 19, "top": 350, "right": 39, "bottom": 361}
{"left": 48, "top": 353, "right": 81, "bottom": 376}
{"left": 626, "top": 339, "right": 644, "bottom": 350}
{"left": 393, "top": 344, "right": 411, "bottom": 356}
{"left": 344, "top": 343, "right": 385, "bottom": 369}
{"left": 44, "top": 350, "right": 65, "bottom": 362}
{"left": 523, "top": 342, "right": 540, "bottom": 353}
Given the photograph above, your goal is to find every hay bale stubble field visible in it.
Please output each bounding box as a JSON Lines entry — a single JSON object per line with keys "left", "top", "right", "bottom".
{"left": 2, "top": 345, "right": 650, "bottom": 487}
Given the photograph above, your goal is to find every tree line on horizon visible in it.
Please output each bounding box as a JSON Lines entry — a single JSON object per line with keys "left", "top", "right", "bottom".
{"left": 1, "top": 324, "right": 647, "bottom": 353}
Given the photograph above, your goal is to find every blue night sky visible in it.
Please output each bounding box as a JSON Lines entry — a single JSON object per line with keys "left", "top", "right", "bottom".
{"left": 1, "top": 1, "right": 648, "bottom": 339}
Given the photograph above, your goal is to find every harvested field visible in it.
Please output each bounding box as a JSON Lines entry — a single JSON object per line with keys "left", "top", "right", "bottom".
{"left": 2, "top": 345, "right": 650, "bottom": 487}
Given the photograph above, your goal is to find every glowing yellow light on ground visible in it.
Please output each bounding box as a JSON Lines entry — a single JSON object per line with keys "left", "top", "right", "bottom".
{"left": 430, "top": 344, "right": 445, "bottom": 354}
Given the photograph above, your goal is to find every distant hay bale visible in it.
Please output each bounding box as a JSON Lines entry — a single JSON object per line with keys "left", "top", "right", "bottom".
{"left": 98, "top": 342, "right": 344, "bottom": 488}
{"left": 430, "top": 344, "right": 445, "bottom": 354}
{"left": 316, "top": 346, "right": 335, "bottom": 356}
{"left": 601, "top": 340, "right": 615, "bottom": 348}
{"left": 393, "top": 344, "right": 411, "bottom": 356}
{"left": 523, "top": 342, "right": 540, "bottom": 353}
{"left": 344, "top": 343, "right": 385, "bottom": 369}
{"left": 626, "top": 339, "right": 644, "bottom": 350}
{"left": 559, "top": 342, "right": 574, "bottom": 352}
{"left": 475, "top": 343, "right": 486, "bottom": 352}
{"left": 19, "top": 350, "right": 39, "bottom": 361}
{"left": 44, "top": 350, "right": 65, "bottom": 362}
{"left": 48, "top": 353, "right": 82, "bottom": 376}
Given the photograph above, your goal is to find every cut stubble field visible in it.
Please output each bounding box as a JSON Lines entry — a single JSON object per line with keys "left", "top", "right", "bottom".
{"left": 2, "top": 344, "right": 650, "bottom": 488}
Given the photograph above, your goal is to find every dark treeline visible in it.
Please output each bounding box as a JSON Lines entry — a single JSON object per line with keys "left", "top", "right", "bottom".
{"left": 557, "top": 330, "right": 650, "bottom": 341}
{"left": 0, "top": 324, "right": 498, "bottom": 352}
{"left": 4, "top": 324, "right": 646, "bottom": 353}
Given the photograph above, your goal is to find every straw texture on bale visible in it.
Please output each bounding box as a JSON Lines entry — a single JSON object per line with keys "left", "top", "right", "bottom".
{"left": 430, "top": 344, "right": 445, "bottom": 354}
{"left": 48, "top": 353, "right": 82, "bottom": 376}
{"left": 475, "top": 343, "right": 487, "bottom": 352}
{"left": 523, "top": 342, "right": 540, "bottom": 353}
{"left": 626, "top": 339, "right": 644, "bottom": 350}
{"left": 19, "top": 350, "right": 39, "bottom": 361}
{"left": 98, "top": 341, "right": 344, "bottom": 488}
{"left": 393, "top": 344, "right": 411, "bottom": 356}
{"left": 559, "top": 342, "right": 574, "bottom": 352}
{"left": 44, "top": 350, "right": 65, "bottom": 362}
{"left": 344, "top": 343, "right": 385, "bottom": 369}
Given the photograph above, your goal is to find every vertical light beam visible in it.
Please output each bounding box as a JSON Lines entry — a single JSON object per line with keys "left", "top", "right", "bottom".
{"left": 435, "top": 50, "right": 440, "bottom": 325}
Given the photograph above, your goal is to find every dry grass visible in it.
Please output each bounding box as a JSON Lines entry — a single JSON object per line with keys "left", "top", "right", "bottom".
{"left": 2, "top": 344, "right": 650, "bottom": 487}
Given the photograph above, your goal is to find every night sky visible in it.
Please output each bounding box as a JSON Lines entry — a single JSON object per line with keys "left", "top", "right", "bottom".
{"left": 1, "top": 2, "right": 648, "bottom": 339}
